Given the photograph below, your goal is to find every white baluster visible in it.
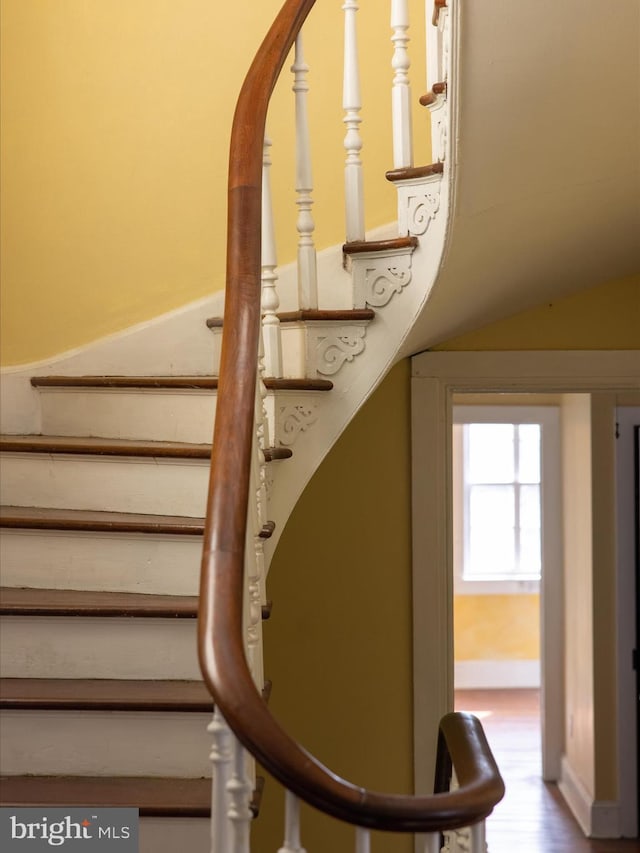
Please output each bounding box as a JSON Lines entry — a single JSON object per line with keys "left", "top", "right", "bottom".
{"left": 391, "top": 0, "right": 413, "bottom": 168}
{"left": 209, "top": 707, "right": 233, "bottom": 853}
{"left": 278, "top": 791, "right": 306, "bottom": 853}
{"left": 227, "top": 735, "right": 253, "bottom": 853}
{"left": 343, "top": 0, "right": 365, "bottom": 242}
{"left": 355, "top": 826, "right": 371, "bottom": 853}
{"left": 469, "top": 821, "right": 486, "bottom": 853}
{"left": 261, "top": 134, "right": 283, "bottom": 378}
{"left": 417, "top": 831, "right": 442, "bottom": 853}
{"left": 291, "top": 35, "right": 318, "bottom": 309}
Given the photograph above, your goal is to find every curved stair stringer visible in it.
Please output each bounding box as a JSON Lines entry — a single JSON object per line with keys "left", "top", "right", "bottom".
{"left": 258, "top": 4, "right": 461, "bottom": 560}
{"left": 402, "top": 0, "right": 640, "bottom": 354}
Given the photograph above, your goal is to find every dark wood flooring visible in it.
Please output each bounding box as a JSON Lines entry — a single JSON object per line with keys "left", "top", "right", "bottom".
{"left": 454, "top": 689, "right": 640, "bottom": 852}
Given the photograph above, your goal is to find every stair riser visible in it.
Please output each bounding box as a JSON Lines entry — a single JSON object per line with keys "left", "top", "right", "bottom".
{"left": 37, "top": 389, "right": 217, "bottom": 444}
{"left": 0, "top": 455, "right": 210, "bottom": 516}
{"left": 1, "top": 530, "right": 202, "bottom": 596}
{"left": 0, "top": 711, "right": 212, "bottom": 777}
{"left": 0, "top": 618, "right": 200, "bottom": 679}
{"left": 140, "top": 819, "right": 211, "bottom": 853}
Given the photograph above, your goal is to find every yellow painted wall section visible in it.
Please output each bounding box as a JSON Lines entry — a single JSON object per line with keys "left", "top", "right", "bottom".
{"left": 454, "top": 594, "right": 540, "bottom": 662}
{"left": 435, "top": 274, "right": 640, "bottom": 351}
{"left": 256, "top": 361, "right": 413, "bottom": 853}
{"left": 1, "top": 0, "right": 429, "bottom": 365}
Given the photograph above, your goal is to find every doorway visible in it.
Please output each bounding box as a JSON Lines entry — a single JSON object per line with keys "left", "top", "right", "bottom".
{"left": 409, "top": 350, "right": 640, "bottom": 837}
{"left": 450, "top": 398, "right": 562, "bottom": 783}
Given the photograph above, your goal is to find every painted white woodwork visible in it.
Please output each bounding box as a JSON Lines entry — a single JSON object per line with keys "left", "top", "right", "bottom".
{"left": 227, "top": 736, "right": 253, "bottom": 853}
{"left": 0, "top": 710, "right": 213, "bottom": 777}
{"left": 355, "top": 826, "right": 370, "bottom": 853}
{"left": 291, "top": 35, "right": 318, "bottom": 310}
{"left": 278, "top": 791, "right": 306, "bottom": 853}
{"left": 37, "top": 386, "right": 217, "bottom": 444}
{"left": 261, "top": 134, "right": 284, "bottom": 379}
{"left": 347, "top": 242, "right": 417, "bottom": 309}
{"left": 0, "top": 530, "right": 202, "bottom": 596}
{"left": 0, "top": 453, "right": 210, "bottom": 517}
{"left": 0, "top": 616, "right": 200, "bottom": 679}
{"left": 209, "top": 708, "right": 233, "bottom": 853}
{"left": 393, "top": 171, "right": 442, "bottom": 237}
{"left": 139, "top": 818, "right": 210, "bottom": 853}
{"left": 469, "top": 822, "right": 485, "bottom": 852}
{"left": 279, "top": 320, "right": 370, "bottom": 379}
{"left": 342, "top": 0, "right": 365, "bottom": 242}
{"left": 454, "top": 659, "right": 541, "bottom": 690}
{"left": 416, "top": 832, "right": 441, "bottom": 853}
{"left": 139, "top": 819, "right": 211, "bottom": 853}
{"left": 390, "top": 0, "right": 413, "bottom": 169}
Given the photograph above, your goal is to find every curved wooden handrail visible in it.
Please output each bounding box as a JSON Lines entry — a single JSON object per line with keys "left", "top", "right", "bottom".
{"left": 198, "top": 0, "right": 504, "bottom": 833}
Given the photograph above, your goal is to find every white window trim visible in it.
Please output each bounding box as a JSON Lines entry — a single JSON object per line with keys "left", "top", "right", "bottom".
{"left": 452, "top": 405, "right": 560, "bottom": 595}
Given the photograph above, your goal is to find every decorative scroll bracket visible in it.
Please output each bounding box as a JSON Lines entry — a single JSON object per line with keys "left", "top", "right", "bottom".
{"left": 349, "top": 243, "right": 416, "bottom": 308}
{"left": 391, "top": 171, "right": 443, "bottom": 238}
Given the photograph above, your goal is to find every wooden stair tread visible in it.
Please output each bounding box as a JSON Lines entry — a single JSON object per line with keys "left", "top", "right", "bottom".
{"left": 342, "top": 236, "right": 418, "bottom": 255}
{"left": 31, "top": 375, "right": 220, "bottom": 390}
{"left": 385, "top": 163, "right": 444, "bottom": 183}
{"left": 276, "top": 309, "right": 375, "bottom": 322}
{"left": 0, "top": 587, "right": 199, "bottom": 617}
{"left": 0, "top": 435, "right": 212, "bottom": 459}
{"left": 432, "top": 0, "right": 447, "bottom": 26}
{"left": 207, "top": 310, "right": 373, "bottom": 327}
{"left": 0, "top": 505, "right": 205, "bottom": 535}
{"left": 0, "top": 775, "right": 263, "bottom": 817}
{"left": 0, "top": 435, "right": 291, "bottom": 463}
{"left": 0, "top": 776, "right": 212, "bottom": 816}
{"left": 263, "top": 378, "right": 333, "bottom": 391}
{"left": 419, "top": 82, "right": 447, "bottom": 107}
{"left": 0, "top": 678, "right": 213, "bottom": 711}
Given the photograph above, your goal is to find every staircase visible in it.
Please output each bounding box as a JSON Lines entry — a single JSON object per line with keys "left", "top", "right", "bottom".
{"left": 0, "top": 1, "right": 512, "bottom": 850}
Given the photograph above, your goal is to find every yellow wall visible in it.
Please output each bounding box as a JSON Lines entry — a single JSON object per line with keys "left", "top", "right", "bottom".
{"left": 1, "top": 0, "right": 429, "bottom": 365}
{"left": 454, "top": 594, "right": 539, "bottom": 662}
{"left": 257, "top": 360, "right": 414, "bottom": 853}
{"left": 434, "top": 273, "right": 640, "bottom": 351}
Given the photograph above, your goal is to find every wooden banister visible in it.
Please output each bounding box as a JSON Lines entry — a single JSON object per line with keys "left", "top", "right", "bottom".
{"left": 198, "top": 0, "right": 504, "bottom": 834}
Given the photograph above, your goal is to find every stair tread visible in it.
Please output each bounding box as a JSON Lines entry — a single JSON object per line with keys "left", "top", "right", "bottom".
{"left": 0, "top": 587, "right": 199, "bottom": 617}
{"left": 31, "top": 375, "right": 219, "bottom": 390}
{"left": 0, "top": 505, "right": 205, "bottom": 534}
{"left": 0, "top": 435, "right": 212, "bottom": 459}
{"left": 29, "top": 374, "right": 332, "bottom": 394}
{"left": 0, "top": 774, "right": 263, "bottom": 817}
{"left": 385, "top": 163, "right": 444, "bottom": 183}
{"left": 343, "top": 235, "right": 419, "bottom": 254}
{"left": 0, "top": 775, "right": 212, "bottom": 815}
{"left": 0, "top": 678, "right": 212, "bottom": 711}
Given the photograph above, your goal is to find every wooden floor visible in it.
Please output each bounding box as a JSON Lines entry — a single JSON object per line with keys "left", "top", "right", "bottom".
{"left": 454, "top": 689, "right": 640, "bottom": 853}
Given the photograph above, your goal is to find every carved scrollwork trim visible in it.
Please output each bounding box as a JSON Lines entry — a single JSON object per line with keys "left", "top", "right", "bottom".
{"left": 407, "top": 187, "right": 441, "bottom": 235}
{"left": 364, "top": 256, "right": 413, "bottom": 307}
{"left": 278, "top": 401, "right": 319, "bottom": 447}
{"left": 315, "top": 328, "right": 366, "bottom": 375}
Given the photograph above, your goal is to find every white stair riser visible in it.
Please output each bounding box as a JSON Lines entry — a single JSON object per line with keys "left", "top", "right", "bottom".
{"left": 0, "top": 617, "right": 200, "bottom": 679}
{"left": 140, "top": 819, "right": 211, "bottom": 853}
{"left": 0, "top": 454, "right": 210, "bottom": 516}
{"left": 1, "top": 530, "right": 202, "bottom": 596}
{"left": 0, "top": 710, "right": 213, "bottom": 777}
{"left": 38, "top": 389, "right": 217, "bottom": 444}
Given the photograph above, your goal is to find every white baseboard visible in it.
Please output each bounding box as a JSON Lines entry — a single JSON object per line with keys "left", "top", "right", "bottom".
{"left": 559, "top": 755, "right": 621, "bottom": 838}
{"left": 454, "top": 659, "right": 540, "bottom": 689}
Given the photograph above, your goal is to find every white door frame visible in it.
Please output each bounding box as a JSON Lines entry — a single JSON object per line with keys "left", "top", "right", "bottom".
{"left": 410, "top": 350, "right": 640, "bottom": 801}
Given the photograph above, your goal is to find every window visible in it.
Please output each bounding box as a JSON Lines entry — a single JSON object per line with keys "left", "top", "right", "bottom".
{"left": 453, "top": 406, "right": 559, "bottom": 594}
